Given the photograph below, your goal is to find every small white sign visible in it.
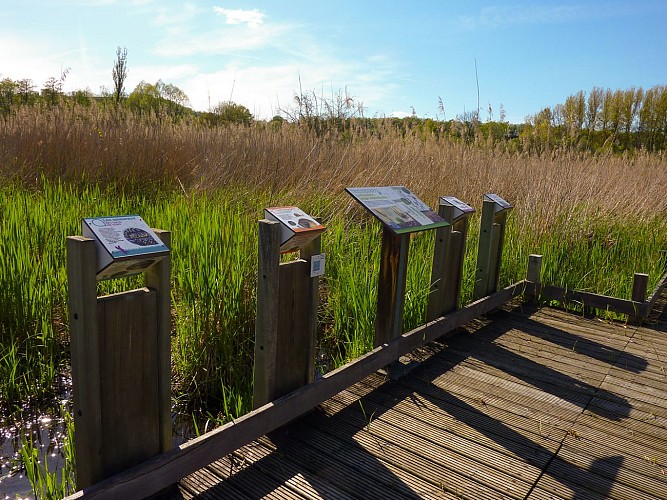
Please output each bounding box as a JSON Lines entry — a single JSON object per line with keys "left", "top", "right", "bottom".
{"left": 82, "top": 215, "right": 169, "bottom": 280}
{"left": 310, "top": 253, "right": 326, "bottom": 277}
{"left": 264, "top": 206, "right": 326, "bottom": 253}
{"left": 440, "top": 196, "right": 475, "bottom": 221}
{"left": 483, "top": 193, "right": 513, "bottom": 212}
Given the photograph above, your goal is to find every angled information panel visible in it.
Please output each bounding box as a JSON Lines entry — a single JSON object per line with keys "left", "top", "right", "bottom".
{"left": 440, "top": 196, "right": 475, "bottom": 221}
{"left": 346, "top": 186, "right": 447, "bottom": 234}
{"left": 82, "top": 215, "right": 169, "bottom": 280}
{"left": 483, "top": 193, "right": 513, "bottom": 212}
{"left": 264, "top": 206, "right": 326, "bottom": 253}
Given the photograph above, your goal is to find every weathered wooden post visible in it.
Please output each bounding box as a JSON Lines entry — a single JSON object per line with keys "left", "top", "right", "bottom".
{"left": 473, "top": 194, "right": 513, "bottom": 300}
{"left": 376, "top": 228, "right": 411, "bottom": 345}
{"left": 253, "top": 207, "right": 325, "bottom": 409}
{"left": 427, "top": 196, "right": 475, "bottom": 321}
{"left": 345, "top": 186, "right": 448, "bottom": 352}
{"left": 525, "top": 254, "right": 543, "bottom": 302}
{"left": 67, "top": 216, "right": 171, "bottom": 489}
{"left": 629, "top": 272, "right": 649, "bottom": 323}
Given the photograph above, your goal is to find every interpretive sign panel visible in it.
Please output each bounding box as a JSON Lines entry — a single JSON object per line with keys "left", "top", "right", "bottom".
{"left": 82, "top": 215, "right": 169, "bottom": 280}
{"left": 440, "top": 196, "right": 475, "bottom": 221}
{"left": 264, "top": 206, "right": 326, "bottom": 253}
{"left": 483, "top": 193, "right": 513, "bottom": 212}
{"left": 346, "top": 186, "right": 447, "bottom": 234}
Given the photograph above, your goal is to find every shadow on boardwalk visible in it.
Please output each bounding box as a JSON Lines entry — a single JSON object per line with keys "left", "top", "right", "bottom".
{"left": 168, "top": 303, "right": 662, "bottom": 499}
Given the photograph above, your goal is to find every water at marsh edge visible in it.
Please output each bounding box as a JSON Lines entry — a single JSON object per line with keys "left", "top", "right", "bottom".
{"left": 0, "top": 402, "right": 197, "bottom": 499}
{"left": 0, "top": 410, "right": 70, "bottom": 499}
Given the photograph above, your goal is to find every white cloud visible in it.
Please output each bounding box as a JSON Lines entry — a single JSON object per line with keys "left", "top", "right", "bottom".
{"left": 212, "top": 7, "right": 265, "bottom": 28}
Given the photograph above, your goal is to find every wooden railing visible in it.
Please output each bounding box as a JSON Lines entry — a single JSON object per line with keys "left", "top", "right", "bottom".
{"left": 64, "top": 195, "right": 666, "bottom": 499}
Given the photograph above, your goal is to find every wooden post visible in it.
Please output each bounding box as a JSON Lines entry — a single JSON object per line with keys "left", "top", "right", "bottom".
{"left": 67, "top": 230, "right": 171, "bottom": 490}
{"left": 526, "top": 254, "right": 543, "bottom": 301}
{"left": 442, "top": 231, "right": 464, "bottom": 312}
{"left": 428, "top": 201, "right": 470, "bottom": 320}
{"left": 473, "top": 200, "right": 497, "bottom": 300}
{"left": 427, "top": 204, "right": 454, "bottom": 321}
{"left": 253, "top": 220, "right": 281, "bottom": 409}
{"left": 67, "top": 236, "right": 103, "bottom": 489}
{"left": 375, "top": 227, "right": 410, "bottom": 346}
{"left": 299, "top": 223, "right": 322, "bottom": 384}
{"left": 452, "top": 217, "right": 470, "bottom": 310}
{"left": 144, "top": 229, "right": 172, "bottom": 453}
{"left": 629, "top": 272, "right": 649, "bottom": 323}
{"left": 274, "top": 259, "right": 310, "bottom": 396}
{"left": 253, "top": 219, "right": 321, "bottom": 407}
{"left": 486, "top": 222, "right": 502, "bottom": 296}
{"left": 631, "top": 273, "right": 649, "bottom": 303}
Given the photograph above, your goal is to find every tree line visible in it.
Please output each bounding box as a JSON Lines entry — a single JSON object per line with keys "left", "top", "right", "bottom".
{"left": 522, "top": 86, "right": 667, "bottom": 153}
{"left": 0, "top": 47, "right": 253, "bottom": 126}
{"left": 1, "top": 45, "right": 665, "bottom": 153}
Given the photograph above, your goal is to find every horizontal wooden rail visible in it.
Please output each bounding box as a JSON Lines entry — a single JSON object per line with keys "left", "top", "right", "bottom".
{"left": 523, "top": 282, "right": 649, "bottom": 317}
{"left": 524, "top": 269, "right": 667, "bottom": 319}
{"left": 65, "top": 281, "right": 526, "bottom": 499}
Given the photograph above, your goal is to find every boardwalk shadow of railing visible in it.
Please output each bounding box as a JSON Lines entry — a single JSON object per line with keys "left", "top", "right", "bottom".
{"left": 177, "top": 304, "right": 648, "bottom": 498}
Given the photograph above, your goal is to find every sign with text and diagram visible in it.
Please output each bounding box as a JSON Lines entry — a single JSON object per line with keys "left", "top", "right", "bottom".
{"left": 264, "top": 206, "right": 326, "bottom": 253}
{"left": 346, "top": 186, "right": 447, "bottom": 234}
{"left": 82, "top": 215, "right": 169, "bottom": 280}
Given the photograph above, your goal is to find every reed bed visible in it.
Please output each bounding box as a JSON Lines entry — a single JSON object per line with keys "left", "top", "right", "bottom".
{"left": 1, "top": 105, "right": 666, "bottom": 496}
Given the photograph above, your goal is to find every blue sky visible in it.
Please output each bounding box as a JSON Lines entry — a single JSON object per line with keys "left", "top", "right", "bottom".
{"left": 2, "top": 1, "right": 666, "bottom": 122}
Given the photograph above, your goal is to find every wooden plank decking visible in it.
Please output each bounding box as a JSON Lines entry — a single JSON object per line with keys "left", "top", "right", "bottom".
{"left": 162, "top": 303, "right": 667, "bottom": 499}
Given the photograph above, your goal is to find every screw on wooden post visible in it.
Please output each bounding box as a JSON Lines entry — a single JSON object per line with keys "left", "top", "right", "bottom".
{"left": 473, "top": 200, "right": 497, "bottom": 300}
{"left": 67, "top": 236, "right": 102, "bottom": 489}
{"left": 375, "top": 227, "right": 410, "bottom": 347}
{"left": 144, "top": 229, "right": 172, "bottom": 453}
{"left": 526, "top": 254, "right": 543, "bottom": 301}
{"left": 253, "top": 220, "right": 281, "bottom": 409}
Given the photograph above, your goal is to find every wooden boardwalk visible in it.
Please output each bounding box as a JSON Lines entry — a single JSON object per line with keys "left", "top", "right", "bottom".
{"left": 162, "top": 304, "right": 667, "bottom": 499}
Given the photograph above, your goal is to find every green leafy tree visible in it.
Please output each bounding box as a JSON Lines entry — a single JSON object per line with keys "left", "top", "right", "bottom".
{"left": 0, "top": 78, "right": 17, "bottom": 116}
{"left": 126, "top": 80, "right": 191, "bottom": 119}
{"left": 212, "top": 101, "right": 253, "bottom": 125}
{"left": 41, "top": 68, "right": 70, "bottom": 106}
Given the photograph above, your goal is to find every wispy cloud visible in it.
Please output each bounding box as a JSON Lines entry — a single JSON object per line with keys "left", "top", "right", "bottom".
{"left": 212, "top": 7, "right": 265, "bottom": 28}
{"left": 154, "top": 24, "right": 289, "bottom": 57}
{"left": 459, "top": 3, "right": 586, "bottom": 30}
{"left": 154, "top": 3, "right": 199, "bottom": 27}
